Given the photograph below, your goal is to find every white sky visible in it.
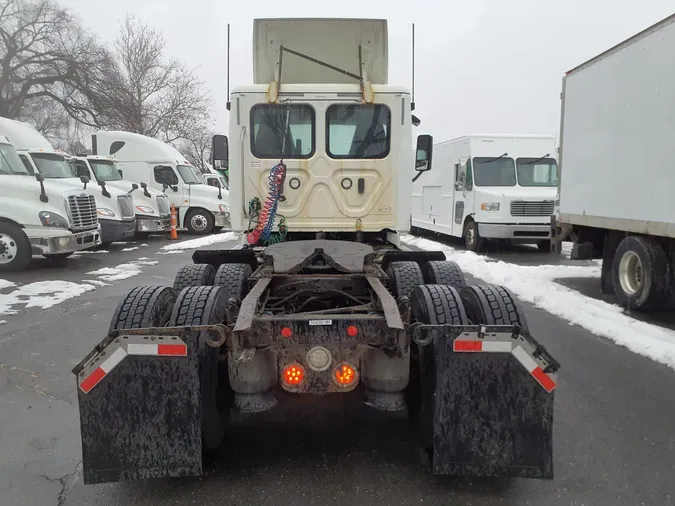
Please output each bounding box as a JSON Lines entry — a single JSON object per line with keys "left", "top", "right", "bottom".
{"left": 59, "top": 0, "right": 674, "bottom": 142}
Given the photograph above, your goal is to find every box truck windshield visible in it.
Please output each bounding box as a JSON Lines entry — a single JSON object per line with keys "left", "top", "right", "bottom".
{"left": 32, "top": 152, "right": 75, "bottom": 179}
{"left": 90, "top": 159, "right": 123, "bottom": 181}
{"left": 516, "top": 157, "right": 557, "bottom": 187}
{"left": 0, "top": 143, "right": 30, "bottom": 175}
{"left": 472, "top": 157, "right": 517, "bottom": 186}
{"left": 176, "top": 164, "right": 203, "bottom": 184}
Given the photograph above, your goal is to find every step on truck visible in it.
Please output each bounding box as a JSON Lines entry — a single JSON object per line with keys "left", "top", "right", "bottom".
{"left": 73, "top": 17, "right": 560, "bottom": 485}
{"left": 551, "top": 13, "right": 675, "bottom": 311}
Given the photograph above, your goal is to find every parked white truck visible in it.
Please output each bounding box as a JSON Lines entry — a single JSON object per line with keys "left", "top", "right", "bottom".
{"left": 0, "top": 136, "right": 101, "bottom": 271}
{"left": 412, "top": 134, "right": 558, "bottom": 252}
{"left": 551, "top": 13, "right": 675, "bottom": 311}
{"left": 91, "top": 131, "right": 230, "bottom": 235}
{"left": 68, "top": 155, "right": 171, "bottom": 236}
{"left": 0, "top": 118, "right": 136, "bottom": 245}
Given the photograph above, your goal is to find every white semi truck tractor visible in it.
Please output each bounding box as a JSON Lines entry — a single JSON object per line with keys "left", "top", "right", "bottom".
{"left": 73, "top": 18, "right": 560, "bottom": 485}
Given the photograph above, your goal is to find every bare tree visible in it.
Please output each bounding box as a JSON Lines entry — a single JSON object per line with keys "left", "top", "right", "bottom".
{"left": 173, "top": 126, "right": 213, "bottom": 173}
{"left": 81, "top": 14, "right": 212, "bottom": 143}
{"left": 0, "top": 0, "right": 108, "bottom": 122}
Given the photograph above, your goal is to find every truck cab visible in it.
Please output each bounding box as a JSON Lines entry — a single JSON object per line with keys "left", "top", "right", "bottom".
{"left": 412, "top": 134, "right": 558, "bottom": 252}
{"left": 68, "top": 155, "right": 171, "bottom": 236}
{"left": 214, "top": 18, "right": 412, "bottom": 247}
{"left": 0, "top": 136, "right": 101, "bottom": 271}
{"left": 91, "top": 131, "right": 230, "bottom": 235}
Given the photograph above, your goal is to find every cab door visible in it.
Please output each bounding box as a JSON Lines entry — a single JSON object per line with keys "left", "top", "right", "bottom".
{"left": 452, "top": 157, "right": 470, "bottom": 236}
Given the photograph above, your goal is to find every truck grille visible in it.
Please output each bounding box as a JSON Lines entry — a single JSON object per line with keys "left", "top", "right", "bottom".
{"left": 67, "top": 194, "right": 98, "bottom": 230}
{"left": 156, "top": 195, "right": 170, "bottom": 216}
{"left": 510, "top": 200, "right": 555, "bottom": 217}
{"left": 117, "top": 194, "right": 135, "bottom": 219}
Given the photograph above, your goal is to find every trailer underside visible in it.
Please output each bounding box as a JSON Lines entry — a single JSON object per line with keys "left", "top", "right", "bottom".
{"left": 73, "top": 239, "right": 560, "bottom": 485}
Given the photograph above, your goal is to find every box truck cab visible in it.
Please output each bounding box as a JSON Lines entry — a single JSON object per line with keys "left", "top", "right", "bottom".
{"left": 68, "top": 155, "right": 171, "bottom": 236}
{"left": 0, "top": 136, "right": 101, "bottom": 271}
{"left": 411, "top": 134, "right": 558, "bottom": 252}
{"left": 92, "top": 131, "right": 230, "bottom": 235}
{"left": 0, "top": 118, "right": 136, "bottom": 245}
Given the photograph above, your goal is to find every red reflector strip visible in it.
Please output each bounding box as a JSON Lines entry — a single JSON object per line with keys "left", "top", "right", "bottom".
{"left": 531, "top": 366, "right": 556, "bottom": 393}
{"left": 453, "top": 340, "right": 482, "bottom": 352}
{"left": 453, "top": 340, "right": 513, "bottom": 353}
{"left": 158, "top": 343, "right": 187, "bottom": 356}
{"left": 512, "top": 345, "right": 557, "bottom": 393}
{"left": 80, "top": 367, "right": 105, "bottom": 393}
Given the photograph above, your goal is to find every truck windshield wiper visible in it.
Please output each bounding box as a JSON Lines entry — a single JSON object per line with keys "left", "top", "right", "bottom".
{"left": 476, "top": 152, "right": 508, "bottom": 163}
{"left": 521, "top": 153, "right": 551, "bottom": 165}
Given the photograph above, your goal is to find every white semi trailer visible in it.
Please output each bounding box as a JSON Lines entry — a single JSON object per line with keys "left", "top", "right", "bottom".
{"left": 551, "top": 13, "right": 675, "bottom": 311}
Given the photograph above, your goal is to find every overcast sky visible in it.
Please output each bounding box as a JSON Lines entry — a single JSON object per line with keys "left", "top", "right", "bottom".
{"left": 60, "top": 0, "right": 674, "bottom": 144}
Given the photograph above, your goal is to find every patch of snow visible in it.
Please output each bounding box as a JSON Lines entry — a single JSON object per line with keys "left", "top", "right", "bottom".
{"left": 0, "top": 320, "right": 6, "bottom": 325}
{"left": 156, "top": 250, "right": 184, "bottom": 255}
{"left": 137, "top": 257, "right": 150, "bottom": 260}
{"left": 87, "top": 259, "right": 158, "bottom": 282}
{"left": 402, "top": 235, "right": 675, "bottom": 370}
{"left": 0, "top": 279, "right": 16, "bottom": 290}
{"left": 0, "top": 280, "right": 96, "bottom": 316}
{"left": 121, "top": 247, "right": 139, "bottom": 252}
{"left": 140, "top": 243, "right": 149, "bottom": 246}
{"left": 161, "top": 232, "right": 236, "bottom": 252}
{"left": 71, "top": 249, "right": 109, "bottom": 256}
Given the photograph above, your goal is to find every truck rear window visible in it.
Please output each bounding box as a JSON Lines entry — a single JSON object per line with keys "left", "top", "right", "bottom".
{"left": 326, "top": 104, "right": 391, "bottom": 159}
{"left": 251, "top": 104, "right": 315, "bottom": 159}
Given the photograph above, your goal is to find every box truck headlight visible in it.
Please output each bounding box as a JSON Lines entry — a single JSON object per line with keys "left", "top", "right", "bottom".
{"left": 480, "top": 202, "right": 500, "bottom": 212}
{"left": 135, "top": 205, "right": 155, "bottom": 214}
{"left": 97, "top": 208, "right": 116, "bottom": 217}
{"left": 38, "top": 211, "right": 69, "bottom": 228}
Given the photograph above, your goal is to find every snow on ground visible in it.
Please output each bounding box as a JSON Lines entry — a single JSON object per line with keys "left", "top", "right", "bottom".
{"left": 71, "top": 250, "right": 109, "bottom": 256}
{"left": 87, "top": 259, "right": 159, "bottom": 282}
{"left": 403, "top": 235, "right": 675, "bottom": 370}
{"left": 121, "top": 247, "right": 139, "bottom": 252}
{"left": 160, "top": 232, "right": 236, "bottom": 252}
{"left": 0, "top": 280, "right": 96, "bottom": 316}
{"left": 0, "top": 279, "right": 16, "bottom": 290}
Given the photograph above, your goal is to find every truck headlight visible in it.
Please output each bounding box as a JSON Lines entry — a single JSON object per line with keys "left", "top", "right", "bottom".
{"left": 219, "top": 204, "right": 229, "bottom": 213}
{"left": 97, "top": 208, "right": 116, "bottom": 217}
{"left": 38, "top": 211, "right": 69, "bottom": 228}
{"left": 135, "top": 205, "right": 155, "bottom": 214}
{"left": 480, "top": 202, "right": 500, "bottom": 212}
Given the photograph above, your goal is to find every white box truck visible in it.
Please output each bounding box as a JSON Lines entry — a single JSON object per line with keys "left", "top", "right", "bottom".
{"left": 551, "top": 13, "right": 675, "bottom": 311}
{"left": 412, "top": 134, "right": 558, "bottom": 252}
{"left": 0, "top": 118, "right": 137, "bottom": 245}
{"left": 0, "top": 135, "right": 101, "bottom": 271}
{"left": 68, "top": 154, "right": 171, "bottom": 236}
{"left": 91, "top": 131, "right": 230, "bottom": 235}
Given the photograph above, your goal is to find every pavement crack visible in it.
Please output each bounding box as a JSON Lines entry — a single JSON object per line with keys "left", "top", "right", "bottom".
{"left": 38, "top": 459, "right": 82, "bottom": 506}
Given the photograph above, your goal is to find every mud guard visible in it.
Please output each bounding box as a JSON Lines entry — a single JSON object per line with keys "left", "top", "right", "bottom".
{"left": 72, "top": 331, "right": 203, "bottom": 484}
{"left": 424, "top": 325, "right": 557, "bottom": 479}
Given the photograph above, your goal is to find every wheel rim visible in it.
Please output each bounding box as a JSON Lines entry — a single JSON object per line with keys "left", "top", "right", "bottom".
{"left": 0, "top": 232, "right": 18, "bottom": 265}
{"left": 618, "top": 250, "right": 643, "bottom": 295}
{"left": 190, "top": 214, "right": 209, "bottom": 232}
{"left": 466, "top": 225, "right": 475, "bottom": 248}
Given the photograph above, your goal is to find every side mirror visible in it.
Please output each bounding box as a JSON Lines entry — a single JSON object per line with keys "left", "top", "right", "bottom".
{"left": 211, "top": 134, "right": 228, "bottom": 167}
{"left": 117, "top": 169, "right": 124, "bottom": 178}
{"left": 76, "top": 165, "right": 89, "bottom": 178}
{"left": 130, "top": 183, "right": 139, "bottom": 193}
{"left": 35, "top": 173, "right": 44, "bottom": 182}
{"left": 454, "top": 181, "right": 464, "bottom": 191}
{"left": 415, "top": 134, "right": 433, "bottom": 172}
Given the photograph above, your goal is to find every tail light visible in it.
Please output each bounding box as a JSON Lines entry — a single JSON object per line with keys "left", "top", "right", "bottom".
{"left": 334, "top": 362, "right": 358, "bottom": 387}
{"left": 282, "top": 363, "right": 305, "bottom": 385}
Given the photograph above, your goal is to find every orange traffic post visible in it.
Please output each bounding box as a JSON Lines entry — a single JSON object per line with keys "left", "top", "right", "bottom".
{"left": 170, "top": 203, "right": 178, "bottom": 240}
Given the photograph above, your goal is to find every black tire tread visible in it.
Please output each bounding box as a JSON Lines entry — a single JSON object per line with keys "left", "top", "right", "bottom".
{"left": 213, "top": 263, "right": 252, "bottom": 300}
{"left": 173, "top": 263, "right": 216, "bottom": 291}
{"left": 387, "top": 261, "right": 425, "bottom": 299}
{"left": 109, "top": 285, "right": 177, "bottom": 333}
{"left": 411, "top": 284, "right": 469, "bottom": 325}
{"left": 422, "top": 260, "right": 466, "bottom": 290}
{"left": 459, "top": 284, "right": 529, "bottom": 331}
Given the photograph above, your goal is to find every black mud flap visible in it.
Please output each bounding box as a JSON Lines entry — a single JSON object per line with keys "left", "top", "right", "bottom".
{"left": 425, "top": 325, "right": 558, "bottom": 479}
{"left": 72, "top": 331, "right": 203, "bottom": 484}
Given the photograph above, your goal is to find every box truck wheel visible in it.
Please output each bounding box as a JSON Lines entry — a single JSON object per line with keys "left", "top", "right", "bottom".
{"left": 108, "top": 285, "right": 177, "bottom": 333}
{"left": 463, "top": 219, "right": 485, "bottom": 252}
{"left": 185, "top": 208, "right": 215, "bottom": 235}
{"left": 537, "top": 240, "right": 551, "bottom": 253}
{"left": 0, "top": 222, "right": 32, "bottom": 272}
{"left": 611, "top": 235, "right": 671, "bottom": 310}
{"left": 422, "top": 260, "right": 466, "bottom": 290}
{"left": 173, "top": 264, "right": 216, "bottom": 291}
{"left": 460, "top": 284, "right": 529, "bottom": 332}
{"left": 169, "top": 285, "right": 232, "bottom": 449}
{"left": 386, "top": 261, "right": 425, "bottom": 300}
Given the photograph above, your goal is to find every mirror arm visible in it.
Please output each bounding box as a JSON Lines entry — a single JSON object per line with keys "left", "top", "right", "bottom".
{"left": 412, "top": 171, "right": 424, "bottom": 183}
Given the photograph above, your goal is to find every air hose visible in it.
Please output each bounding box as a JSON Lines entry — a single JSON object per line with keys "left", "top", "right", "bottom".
{"left": 247, "top": 161, "right": 287, "bottom": 245}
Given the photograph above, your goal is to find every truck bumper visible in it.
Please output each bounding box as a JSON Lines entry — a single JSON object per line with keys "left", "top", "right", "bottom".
{"left": 137, "top": 215, "right": 171, "bottom": 233}
{"left": 100, "top": 219, "right": 137, "bottom": 243}
{"left": 28, "top": 226, "right": 102, "bottom": 256}
{"left": 477, "top": 223, "right": 551, "bottom": 241}
{"left": 214, "top": 212, "right": 230, "bottom": 228}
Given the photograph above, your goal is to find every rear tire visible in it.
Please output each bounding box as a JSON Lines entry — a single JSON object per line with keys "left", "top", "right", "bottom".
{"left": 173, "top": 263, "right": 216, "bottom": 291}
{"left": 460, "top": 284, "right": 529, "bottom": 332}
{"left": 214, "top": 263, "right": 252, "bottom": 323}
{"left": 169, "top": 285, "right": 231, "bottom": 450}
{"left": 185, "top": 208, "right": 215, "bottom": 235}
{"left": 108, "top": 285, "right": 177, "bottom": 333}
{"left": 422, "top": 260, "right": 466, "bottom": 290}
{"left": 386, "top": 261, "right": 425, "bottom": 299}
{"left": 611, "top": 235, "right": 671, "bottom": 310}
{"left": 0, "top": 222, "right": 32, "bottom": 272}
